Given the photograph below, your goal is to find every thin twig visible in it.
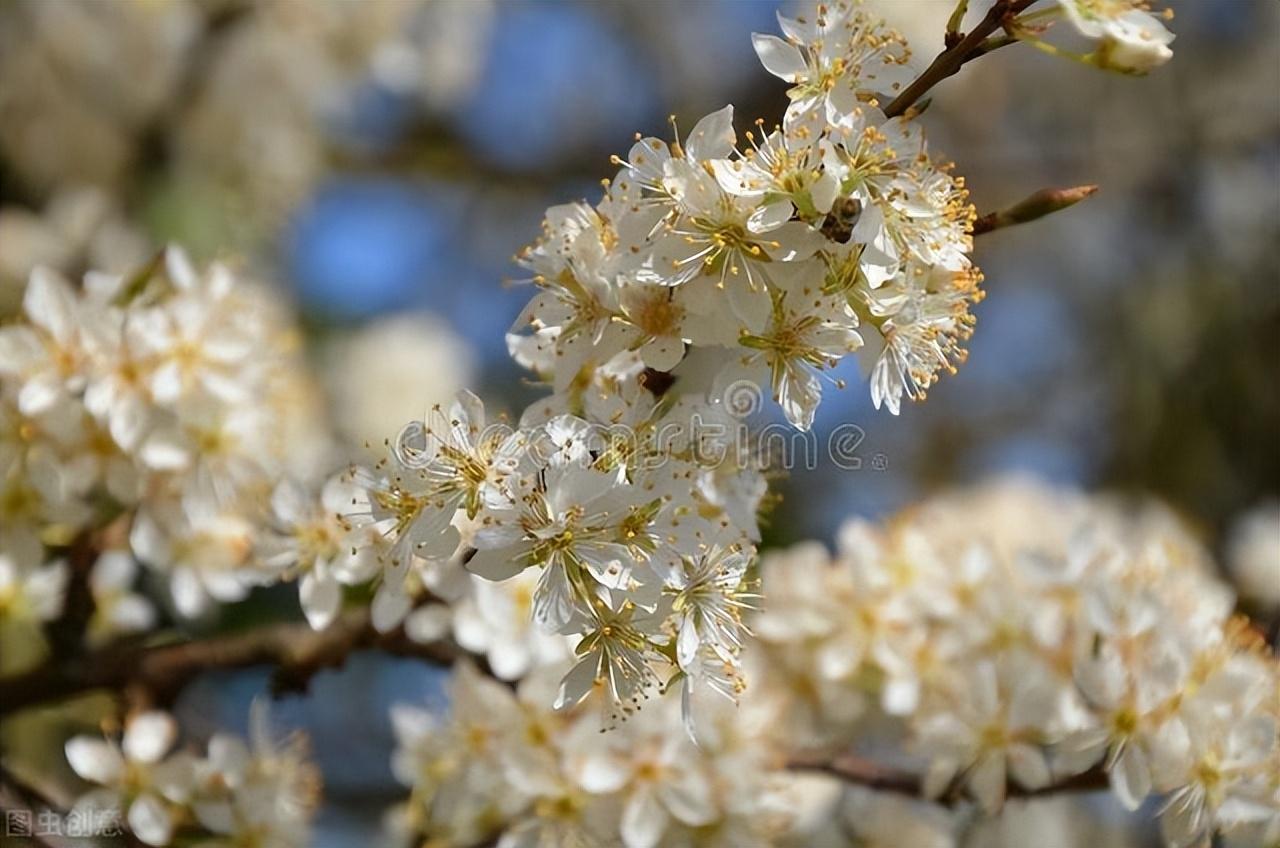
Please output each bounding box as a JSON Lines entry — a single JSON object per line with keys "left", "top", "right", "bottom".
{"left": 972, "top": 184, "right": 1099, "bottom": 236}
{"left": 788, "top": 750, "right": 1110, "bottom": 803}
{"left": 884, "top": 0, "right": 1040, "bottom": 119}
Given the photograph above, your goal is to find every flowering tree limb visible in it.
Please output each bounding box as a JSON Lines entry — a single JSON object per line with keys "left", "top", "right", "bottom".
{"left": 0, "top": 3, "right": 1243, "bottom": 848}
{"left": 0, "top": 605, "right": 479, "bottom": 719}
{"left": 884, "top": 0, "right": 1040, "bottom": 118}
{"left": 787, "top": 751, "right": 1110, "bottom": 803}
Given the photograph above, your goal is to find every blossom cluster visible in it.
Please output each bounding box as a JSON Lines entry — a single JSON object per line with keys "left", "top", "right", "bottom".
{"left": 273, "top": 0, "right": 1194, "bottom": 729}
{"left": 510, "top": 1, "right": 980, "bottom": 426}
{"left": 331, "top": 386, "right": 764, "bottom": 719}
{"left": 750, "top": 478, "right": 1279, "bottom": 847}
{"left": 64, "top": 703, "right": 318, "bottom": 847}
{"left": 387, "top": 479, "right": 1278, "bottom": 848}
{"left": 389, "top": 661, "right": 791, "bottom": 848}
{"left": 316, "top": 0, "right": 992, "bottom": 724}
{"left": 0, "top": 248, "right": 332, "bottom": 638}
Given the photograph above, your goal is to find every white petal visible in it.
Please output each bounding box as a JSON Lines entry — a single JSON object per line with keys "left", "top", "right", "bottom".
{"left": 164, "top": 246, "right": 198, "bottom": 291}
{"left": 192, "top": 800, "right": 234, "bottom": 834}
{"left": 140, "top": 431, "right": 190, "bottom": 471}
{"left": 746, "top": 200, "right": 794, "bottom": 234}
{"left": 270, "top": 480, "right": 311, "bottom": 526}
{"left": 881, "top": 676, "right": 920, "bottom": 715}
{"left": 371, "top": 581, "right": 412, "bottom": 632}
{"left": 25, "top": 267, "right": 78, "bottom": 341}
{"left": 1110, "top": 742, "right": 1151, "bottom": 811}
{"left": 169, "top": 569, "right": 208, "bottom": 618}
{"left": 532, "top": 564, "right": 579, "bottom": 633}
{"left": 811, "top": 171, "right": 839, "bottom": 215}
{"left": 554, "top": 656, "right": 599, "bottom": 710}
{"left": 65, "top": 737, "right": 125, "bottom": 784}
{"left": 91, "top": 551, "right": 136, "bottom": 590}
{"left": 776, "top": 11, "right": 818, "bottom": 44}
{"left": 18, "top": 373, "right": 61, "bottom": 416}
{"left": 638, "top": 336, "right": 684, "bottom": 372}
{"left": 487, "top": 640, "right": 532, "bottom": 681}
{"left": 684, "top": 105, "right": 735, "bottom": 162}
{"left": 465, "top": 546, "right": 525, "bottom": 582}
{"left": 123, "top": 711, "right": 176, "bottom": 764}
{"left": 404, "top": 604, "right": 451, "bottom": 644}
{"left": 299, "top": 571, "right": 342, "bottom": 630}
{"left": 751, "top": 33, "right": 807, "bottom": 82}
{"left": 968, "top": 754, "right": 1006, "bottom": 813}
{"left": 578, "top": 753, "right": 631, "bottom": 793}
{"left": 660, "top": 769, "right": 717, "bottom": 826}
{"left": 109, "top": 595, "right": 156, "bottom": 633}
{"left": 0, "top": 326, "right": 43, "bottom": 374}
{"left": 128, "top": 792, "right": 174, "bottom": 846}
{"left": 109, "top": 395, "right": 151, "bottom": 452}
{"left": 621, "top": 787, "right": 669, "bottom": 848}
{"left": 1007, "top": 743, "right": 1050, "bottom": 791}
{"left": 206, "top": 735, "right": 251, "bottom": 781}
{"left": 677, "top": 615, "right": 701, "bottom": 670}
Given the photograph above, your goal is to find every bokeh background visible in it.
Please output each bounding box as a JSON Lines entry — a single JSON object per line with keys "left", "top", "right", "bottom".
{"left": 1, "top": 1, "right": 1276, "bottom": 844}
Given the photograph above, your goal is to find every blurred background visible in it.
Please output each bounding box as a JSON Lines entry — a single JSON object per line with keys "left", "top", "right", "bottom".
{"left": 1, "top": 0, "right": 1276, "bottom": 844}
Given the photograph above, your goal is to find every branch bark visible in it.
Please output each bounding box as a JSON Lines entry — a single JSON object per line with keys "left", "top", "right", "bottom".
{"left": 884, "top": 0, "right": 1040, "bottom": 118}
{"left": 44, "top": 533, "right": 99, "bottom": 660}
{"left": 0, "top": 605, "right": 483, "bottom": 719}
{"left": 788, "top": 750, "right": 1110, "bottom": 803}
{"left": 972, "top": 184, "right": 1099, "bottom": 236}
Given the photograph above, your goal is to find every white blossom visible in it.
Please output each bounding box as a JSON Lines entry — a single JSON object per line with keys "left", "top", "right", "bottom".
{"left": 1058, "top": 0, "right": 1175, "bottom": 74}
{"left": 66, "top": 711, "right": 194, "bottom": 847}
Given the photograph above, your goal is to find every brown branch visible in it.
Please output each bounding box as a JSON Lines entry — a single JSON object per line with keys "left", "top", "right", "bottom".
{"left": 44, "top": 532, "right": 99, "bottom": 660}
{"left": 972, "top": 184, "right": 1099, "bottom": 236}
{"left": 0, "top": 604, "right": 485, "bottom": 719}
{"left": 884, "top": 0, "right": 1040, "bottom": 119}
{"left": 788, "top": 750, "right": 1110, "bottom": 803}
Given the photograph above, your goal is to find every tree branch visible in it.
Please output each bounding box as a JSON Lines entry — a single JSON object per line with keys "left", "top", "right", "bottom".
{"left": 972, "top": 184, "right": 1099, "bottom": 236}
{"left": 884, "top": 0, "right": 1040, "bottom": 118}
{"left": 0, "top": 604, "right": 485, "bottom": 719}
{"left": 44, "top": 533, "right": 99, "bottom": 660}
{"left": 788, "top": 750, "right": 1110, "bottom": 803}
